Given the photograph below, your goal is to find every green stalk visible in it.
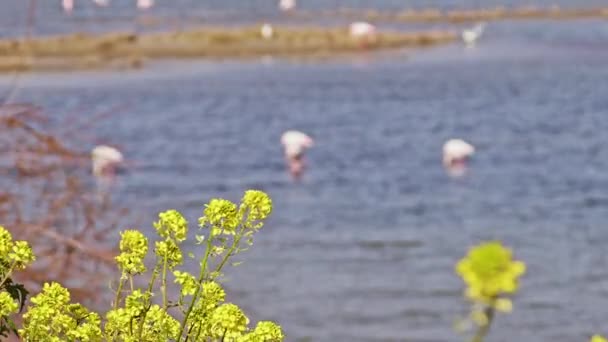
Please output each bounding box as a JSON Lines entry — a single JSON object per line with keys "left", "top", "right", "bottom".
{"left": 136, "top": 264, "right": 160, "bottom": 340}
{"left": 471, "top": 305, "right": 495, "bottom": 342}
{"left": 112, "top": 276, "right": 126, "bottom": 310}
{"left": 0, "top": 262, "right": 16, "bottom": 287}
{"left": 178, "top": 236, "right": 213, "bottom": 340}
{"left": 193, "top": 323, "right": 203, "bottom": 341}
{"left": 214, "top": 225, "right": 246, "bottom": 275}
{"left": 161, "top": 255, "right": 169, "bottom": 310}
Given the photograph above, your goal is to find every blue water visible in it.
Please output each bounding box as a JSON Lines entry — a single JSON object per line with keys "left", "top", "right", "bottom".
{"left": 3, "top": 3, "right": 608, "bottom": 341}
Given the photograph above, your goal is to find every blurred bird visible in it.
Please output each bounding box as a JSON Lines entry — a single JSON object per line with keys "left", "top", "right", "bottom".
{"left": 62, "top": 0, "right": 74, "bottom": 13}
{"left": 443, "top": 139, "right": 475, "bottom": 174}
{"left": 462, "top": 22, "right": 486, "bottom": 47}
{"left": 279, "top": 0, "right": 296, "bottom": 12}
{"left": 261, "top": 23, "right": 274, "bottom": 40}
{"left": 91, "top": 145, "right": 124, "bottom": 178}
{"left": 137, "top": 0, "right": 154, "bottom": 10}
{"left": 281, "top": 130, "right": 314, "bottom": 180}
{"left": 349, "top": 21, "right": 378, "bottom": 47}
{"left": 93, "top": 0, "right": 110, "bottom": 7}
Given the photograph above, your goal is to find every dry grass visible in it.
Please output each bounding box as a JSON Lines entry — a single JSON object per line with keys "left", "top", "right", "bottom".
{"left": 0, "top": 26, "right": 457, "bottom": 72}
{"left": 332, "top": 6, "right": 608, "bottom": 23}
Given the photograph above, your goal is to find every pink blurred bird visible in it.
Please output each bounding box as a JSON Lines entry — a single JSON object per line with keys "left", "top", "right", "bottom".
{"left": 62, "top": 0, "right": 74, "bottom": 13}
{"left": 279, "top": 0, "right": 296, "bottom": 12}
{"left": 349, "top": 21, "right": 378, "bottom": 47}
{"left": 93, "top": 0, "right": 110, "bottom": 7}
{"left": 442, "top": 139, "right": 475, "bottom": 177}
{"left": 91, "top": 145, "right": 125, "bottom": 206}
{"left": 92, "top": 145, "right": 124, "bottom": 179}
{"left": 281, "top": 130, "right": 314, "bottom": 180}
{"left": 137, "top": 0, "right": 154, "bottom": 10}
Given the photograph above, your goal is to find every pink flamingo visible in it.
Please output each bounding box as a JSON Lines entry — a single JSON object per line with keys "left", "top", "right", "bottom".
{"left": 280, "top": 130, "right": 314, "bottom": 180}
{"left": 91, "top": 145, "right": 125, "bottom": 206}
{"left": 442, "top": 139, "right": 475, "bottom": 176}
{"left": 62, "top": 0, "right": 74, "bottom": 13}
{"left": 279, "top": 0, "right": 296, "bottom": 12}
{"left": 260, "top": 23, "right": 274, "bottom": 40}
{"left": 91, "top": 145, "right": 124, "bottom": 179}
{"left": 93, "top": 0, "right": 110, "bottom": 7}
{"left": 137, "top": 0, "right": 154, "bottom": 10}
{"left": 349, "top": 21, "right": 378, "bottom": 48}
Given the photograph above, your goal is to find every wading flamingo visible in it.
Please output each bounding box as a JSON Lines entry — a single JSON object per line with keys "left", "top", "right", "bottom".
{"left": 349, "top": 21, "right": 378, "bottom": 48}
{"left": 261, "top": 23, "right": 274, "bottom": 40}
{"left": 279, "top": 0, "right": 296, "bottom": 12}
{"left": 137, "top": 0, "right": 154, "bottom": 10}
{"left": 462, "top": 22, "right": 486, "bottom": 47}
{"left": 442, "top": 139, "right": 475, "bottom": 176}
{"left": 93, "top": 0, "right": 110, "bottom": 7}
{"left": 92, "top": 145, "right": 124, "bottom": 179}
{"left": 62, "top": 0, "right": 74, "bottom": 13}
{"left": 281, "top": 130, "right": 314, "bottom": 180}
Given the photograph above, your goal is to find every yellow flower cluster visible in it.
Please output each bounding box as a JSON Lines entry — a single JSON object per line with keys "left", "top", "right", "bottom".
{"left": 1, "top": 191, "right": 283, "bottom": 341}
{"left": 201, "top": 199, "right": 241, "bottom": 236}
{"left": 154, "top": 209, "right": 188, "bottom": 242}
{"left": 240, "top": 190, "right": 273, "bottom": 224}
{"left": 0, "top": 226, "right": 35, "bottom": 270}
{"left": 456, "top": 241, "right": 525, "bottom": 311}
{"left": 115, "top": 230, "right": 149, "bottom": 275}
{"left": 20, "top": 282, "right": 102, "bottom": 340}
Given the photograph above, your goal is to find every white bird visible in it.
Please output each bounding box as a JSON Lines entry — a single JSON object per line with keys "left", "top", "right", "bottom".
{"left": 442, "top": 139, "right": 475, "bottom": 168}
{"left": 137, "top": 0, "right": 154, "bottom": 10}
{"left": 281, "top": 130, "right": 314, "bottom": 179}
{"left": 93, "top": 0, "right": 110, "bottom": 7}
{"left": 462, "top": 22, "right": 486, "bottom": 47}
{"left": 349, "top": 22, "right": 377, "bottom": 38}
{"left": 349, "top": 21, "right": 378, "bottom": 47}
{"left": 279, "top": 0, "right": 296, "bottom": 12}
{"left": 91, "top": 145, "right": 124, "bottom": 178}
{"left": 62, "top": 0, "right": 74, "bottom": 13}
{"left": 261, "top": 23, "right": 274, "bottom": 40}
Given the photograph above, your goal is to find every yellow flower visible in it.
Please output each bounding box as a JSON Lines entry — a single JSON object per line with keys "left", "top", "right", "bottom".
{"left": 456, "top": 241, "right": 525, "bottom": 303}
{"left": 241, "top": 190, "right": 273, "bottom": 222}
{"left": 200, "top": 199, "right": 240, "bottom": 235}
{"left": 591, "top": 335, "right": 608, "bottom": 342}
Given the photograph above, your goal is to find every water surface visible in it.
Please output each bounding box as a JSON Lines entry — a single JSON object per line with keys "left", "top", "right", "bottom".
{"left": 2, "top": 8, "right": 608, "bottom": 342}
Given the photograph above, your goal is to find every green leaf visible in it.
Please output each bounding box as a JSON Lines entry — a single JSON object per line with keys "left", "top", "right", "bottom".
{"left": 4, "top": 280, "right": 28, "bottom": 312}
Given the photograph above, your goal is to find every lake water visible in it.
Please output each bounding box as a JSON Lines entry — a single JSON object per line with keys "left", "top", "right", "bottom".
{"left": 2, "top": 2, "right": 608, "bottom": 341}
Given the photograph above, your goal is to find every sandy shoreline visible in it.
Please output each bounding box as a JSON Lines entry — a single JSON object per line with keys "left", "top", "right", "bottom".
{"left": 0, "top": 26, "right": 457, "bottom": 72}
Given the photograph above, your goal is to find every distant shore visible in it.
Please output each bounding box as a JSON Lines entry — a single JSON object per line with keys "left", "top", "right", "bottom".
{"left": 2, "top": 5, "right": 604, "bottom": 73}
{"left": 304, "top": 6, "right": 608, "bottom": 23}
{"left": 0, "top": 26, "right": 457, "bottom": 73}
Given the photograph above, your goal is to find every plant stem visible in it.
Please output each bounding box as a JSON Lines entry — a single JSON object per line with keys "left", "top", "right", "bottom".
{"left": 214, "top": 225, "right": 246, "bottom": 275}
{"left": 113, "top": 276, "right": 126, "bottom": 310}
{"left": 136, "top": 264, "right": 160, "bottom": 340}
{"left": 161, "top": 255, "right": 168, "bottom": 310}
{"left": 215, "top": 236, "right": 240, "bottom": 275}
{"left": 178, "top": 236, "right": 213, "bottom": 340}
{"left": 193, "top": 323, "right": 203, "bottom": 341}
{"left": 471, "top": 306, "right": 495, "bottom": 342}
{"left": 0, "top": 263, "right": 15, "bottom": 287}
